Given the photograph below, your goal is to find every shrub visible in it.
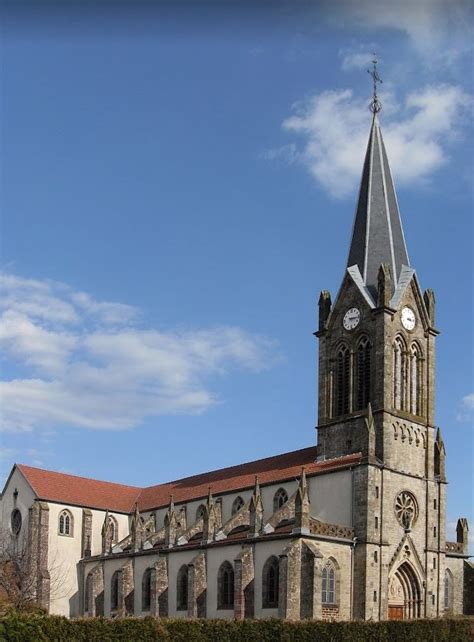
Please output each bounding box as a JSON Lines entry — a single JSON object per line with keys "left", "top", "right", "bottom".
{"left": 0, "top": 614, "right": 470, "bottom": 642}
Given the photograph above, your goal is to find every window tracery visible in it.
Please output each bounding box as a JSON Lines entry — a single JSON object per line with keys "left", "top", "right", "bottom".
{"left": 355, "top": 337, "right": 371, "bottom": 410}
{"left": 177, "top": 565, "right": 188, "bottom": 610}
{"left": 444, "top": 569, "right": 453, "bottom": 611}
{"left": 59, "top": 509, "right": 73, "bottom": 536}
{"left": 217, "top": 561, "right": 234, "bottom": 609}
{"left": 322, "top": 561, "right": 336, "bottom": 604}
{"left": 393, "top": 336, "right": 407, "bottom": 411}
{"left": 395, "top": 491, "right": 418, "bottom": 530}
{"left": 11, "top": 509, "right": 22, "bottom": 535}
{"left": 335, "top": 344, "right": 350, "bottom": 416}
{"left": 231, "top": 496, "right": 244, "bottom": 515}
{"left": 409, "top": 343, "right": 422, "bottom": 415}
{"left": 262, "top": 556, "right": 279, "bottom": 608}
{"left": 196, "top": 504, "right": 206, "bottom": 521}
{"left": 273, "top": 488, "right": 288, "bottom": 512}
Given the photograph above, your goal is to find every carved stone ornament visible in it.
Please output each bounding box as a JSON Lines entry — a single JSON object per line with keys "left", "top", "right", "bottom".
{"left": 395, "top": 491, "right": 418, "bottom": 531}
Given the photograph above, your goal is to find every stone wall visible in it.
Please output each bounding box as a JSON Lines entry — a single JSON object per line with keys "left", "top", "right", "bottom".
{"left": 28, "top": 501, "right": 50, "bottom": 611}
{"left": 188, "top": 551, "right": 206, "bottom": 618}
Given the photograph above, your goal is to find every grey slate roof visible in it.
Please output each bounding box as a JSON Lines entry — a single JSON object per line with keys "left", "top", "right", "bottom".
{"left": 347, "top": 115, "right": 410, "bottom": 299}
{"left": 390, "top": 265, "right": 416, "bottom": 309}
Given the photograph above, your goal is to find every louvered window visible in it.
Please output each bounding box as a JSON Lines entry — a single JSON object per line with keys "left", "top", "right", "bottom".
{"left": 335, "top": 345, "right": 350, "bottom": 416}
{"left": 393, "top": 337, "right": 406, "bottom": 410}
{"left": 355, "top": 338, "right": 371, "bottom": 410}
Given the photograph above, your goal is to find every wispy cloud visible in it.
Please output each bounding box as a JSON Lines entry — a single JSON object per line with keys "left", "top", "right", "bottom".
{"left": 457, "top": 393, "right": 474, "bottom": 423}
{"left": 268, "top": 84, "right": 471, "bottom": 198}
{"left": 326, "top": 0, "right": 473, "bottom": 64}
{"left": 0, "top": 274, "right": 278, "bottom": 432}
{"left": 340, "top": 50, "right": 376, "bottom": 71}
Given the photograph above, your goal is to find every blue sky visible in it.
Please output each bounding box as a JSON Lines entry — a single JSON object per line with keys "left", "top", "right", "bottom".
{"left": 1, "top": 1, "right": 472, "bottom": 545}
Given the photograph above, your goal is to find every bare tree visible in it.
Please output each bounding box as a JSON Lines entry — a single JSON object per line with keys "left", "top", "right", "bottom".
{"left": 0, "top": 526, "right": 37, "bottom": 611}
{"left": 0, "top": 526, "right": 67, "bottom": 612}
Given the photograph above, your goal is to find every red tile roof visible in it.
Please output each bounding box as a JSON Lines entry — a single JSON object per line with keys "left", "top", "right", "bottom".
{"left": 17, "top": 465, "right": 141, "bottom": 513}
{"left": 138, "top": 448, "right": 360, "bottom": 511}
{"left": 15, "top": 448, "right": 361, "bottom": 514}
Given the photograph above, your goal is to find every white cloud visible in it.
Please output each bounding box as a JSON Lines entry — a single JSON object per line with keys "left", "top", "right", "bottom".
{"left": 260, "top": 144, "right": 298, "bottom": 164}
{"left": 463, "top": 394, "right": 474, "bottom": 410}
{"left": 340, "top": 51, "right": 375, "bottom": 71}
{"left": 0, "top": 274, "right": 277, "bottom": 432}
{"left": 70, "top": 291, "right": 138, "bottom": 325}
{"left": 327, "top": 0, "right": 473, "bottom": 63}
{"left": 457, "top": 393, "right": 474, "bottom": 422}
{"left": 275, "top": 84, "right": 471, "bottom": 198}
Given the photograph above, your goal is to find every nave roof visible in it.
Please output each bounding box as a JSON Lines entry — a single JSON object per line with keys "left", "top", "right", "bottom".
{"left": 13, "top": 448, "right": 360, "bottom": 514}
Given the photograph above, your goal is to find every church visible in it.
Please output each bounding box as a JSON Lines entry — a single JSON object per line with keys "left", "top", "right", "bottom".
{"left": 1, "top": 97, "right": 471, "bottom": 621}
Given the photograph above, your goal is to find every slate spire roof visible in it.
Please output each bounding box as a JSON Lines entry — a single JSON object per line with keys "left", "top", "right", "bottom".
{"left": 347, "top": 115, "right": 410, "bottom": 298}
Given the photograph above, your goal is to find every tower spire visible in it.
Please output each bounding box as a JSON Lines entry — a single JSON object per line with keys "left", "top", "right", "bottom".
{"left": 347, "top": 64, "right": 409, "bottom": 299}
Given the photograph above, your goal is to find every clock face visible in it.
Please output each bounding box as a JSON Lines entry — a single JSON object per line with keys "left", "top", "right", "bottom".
{"left": 343, "top": 307, "right": 360, "bottom": 331}
{"left": 401, "top": 307, "right": 416, "bottom": 331}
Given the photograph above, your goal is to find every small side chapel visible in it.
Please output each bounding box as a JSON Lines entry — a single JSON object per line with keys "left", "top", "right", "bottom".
{"left": 1, "top": 83, "right": 471, "bottom": 621}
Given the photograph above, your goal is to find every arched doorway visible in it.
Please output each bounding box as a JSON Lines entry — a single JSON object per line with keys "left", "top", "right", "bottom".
{"left": 388, "top": 562, "right": 422, "bottom": 620}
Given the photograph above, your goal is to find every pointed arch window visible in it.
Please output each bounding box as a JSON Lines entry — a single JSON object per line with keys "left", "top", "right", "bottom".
{"left": 355, "top": 337, "right": 371, "bottom": 411}
{"left": 322, "top": 561, "right": 336, "bottom": 604}
{"left": 142, "top": 568, "right": 152, "bottom": 611}
{"left": 262, "top": 556, "right": 279, "bottom": 608}
{"left": 103, "top": 515, "right": 118, "bottom": 552}
{"left": 444, "top": 569, "right": 453, "bottom": 611}
{"left": 217, "top": 561, "right": 234, "bottom": 609}
{"left": 196, "top": 504, "right": 206, "bottom": 521}
{"left": 273, "top": 488, "right": 288, "bottom": 513}
{"left": 409, "top": 343, "right": 422, "bottom": 416}
{"left": 110, "top": 570, "right": 120, "bottom": 611}
{"left": 335, "top": 344, "right": 350, "bottom": 416}
{"left": 231, "top": 496, "right": 244, "bottom": 515}
{"left": 108, "top": 516, "right": 118, "bottom": 544}
{"left": 85, "top": 572, "right": 92, "bottom": 613}
{"left": 176, "top": 565, "right": 189, "bottom": 611}
{"left": 59, "top": 509, "right": 73, "bottom": 536}
{"left": 393, "top": 337, "right": 407, "bottom": 411}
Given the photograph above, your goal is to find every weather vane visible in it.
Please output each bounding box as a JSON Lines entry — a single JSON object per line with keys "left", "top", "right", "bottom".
{"left": 368, "top": 55, "right": 383, "bottom": 114}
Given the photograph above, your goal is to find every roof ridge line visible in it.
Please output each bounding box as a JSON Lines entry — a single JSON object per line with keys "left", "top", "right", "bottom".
{"left": 140, "top": 445, "right": 319, "bottom": 492}
{"left": 17, "top": 463, "right": 142, "bottom": 490}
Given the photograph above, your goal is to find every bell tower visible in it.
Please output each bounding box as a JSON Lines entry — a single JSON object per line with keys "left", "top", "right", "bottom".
{"left": 315, "top": 62, "right": 448, "bottom": 621}
{"left": 315, "top": 100, "right": 438, "bottom": 473}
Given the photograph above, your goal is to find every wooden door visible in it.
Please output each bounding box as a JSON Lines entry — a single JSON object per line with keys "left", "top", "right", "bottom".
{"left": 388, "top": 605, "right": 404, "bottom": 620}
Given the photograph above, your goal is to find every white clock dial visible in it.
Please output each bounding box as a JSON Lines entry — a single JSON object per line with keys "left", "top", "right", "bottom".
{"left": 343, "top": 307, "right": 360, "bottom": 331}
{"left": 401, "top": 307, "right": 416, "bottom": 331}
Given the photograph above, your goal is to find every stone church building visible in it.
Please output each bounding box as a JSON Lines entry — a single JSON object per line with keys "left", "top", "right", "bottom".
{"left": 1, "top": 111, "right": 471, "bottom": 621}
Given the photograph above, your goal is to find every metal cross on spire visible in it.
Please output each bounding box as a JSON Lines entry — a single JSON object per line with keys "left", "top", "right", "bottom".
{"left": 368, "top": 55, "right": 383, "bottom": 114}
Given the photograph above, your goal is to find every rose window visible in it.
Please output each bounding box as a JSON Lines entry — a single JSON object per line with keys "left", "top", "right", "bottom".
{"left": 395, "top": 491, "right": 418, "bottom": 530}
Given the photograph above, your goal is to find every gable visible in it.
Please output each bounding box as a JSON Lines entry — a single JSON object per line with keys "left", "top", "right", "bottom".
{"left": 16, "top": 464, "right": 141, "bottom": 513}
